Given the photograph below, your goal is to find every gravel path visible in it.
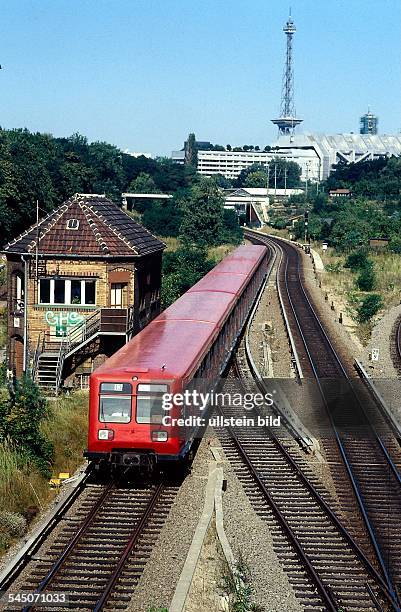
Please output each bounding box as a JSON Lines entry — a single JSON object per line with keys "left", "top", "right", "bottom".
{"left": 218, "top": 439, "right": 303, "bottom": 612}
{"left": 360, "top": 304, "right": 401, "bottom": 425}
{"left": 126, "top": 438, "right": 211, "bottom": 611}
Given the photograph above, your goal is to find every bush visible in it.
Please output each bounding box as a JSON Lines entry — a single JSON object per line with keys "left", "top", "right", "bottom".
{"left": 356, "top": 265, "right": 375, "bottom": 291}
{"left": 0, "top": 510, "right": 27, "bottom": 537}
{"left": 357, "top": 294, "right": 383, "bottom": 323}
{"left": 0, "top": 376, "right": 54, "bottom": 477}
{"left": 345, "top": 250, "right": 369, "bottom": 270}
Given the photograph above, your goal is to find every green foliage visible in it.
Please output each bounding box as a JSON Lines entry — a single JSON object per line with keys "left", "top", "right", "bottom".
{"left": 128, "top": 172, "right": 160, "bottom": 195}
{"left": 0, "top": 376, "right": 54, "bottom": 476}
{"left": 357, "top": 294, "right": 383, "bottom": 322}
{"left": 142, "top": 199, "right": 183, "bottom": 237}
{"left": 325, "top": 262, "right": 342, "bottom": 273}
{"left": 345, "top": 250, "right": 370, "bottom": 270}
{"left": 179, "top": 177, "right": 225, "bottom": 247}
{"left": 221, "top": 209, "right": 242, "bottom": 244}
{"left": 243, "top": 170, "right": 268, "bottom": 188}
{"left": 389, "top": 235, "right": 401, "bottom": 253}
{"left": 235, "top": 159, "right": 301, "bottom": 189}
{"left": 356, "top": 265, "right": 375, "bottom": 291}
{"left": 161, "top": 247, "right": 214, "bottom": 308}
{"left": 0, "top": 128, "right": 196, "bottom": 246}
{"left": 221, "top": 555, "right": 263, "bottom": 612}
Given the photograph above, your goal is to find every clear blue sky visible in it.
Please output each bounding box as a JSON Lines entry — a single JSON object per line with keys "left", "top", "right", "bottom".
{"left": 1, "top": 0, "right": 400, "bottom": 155}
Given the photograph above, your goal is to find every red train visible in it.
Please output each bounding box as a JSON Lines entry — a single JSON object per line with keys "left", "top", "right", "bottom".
{"left": 85, "top": 244, "right": 268, "bottom": 472}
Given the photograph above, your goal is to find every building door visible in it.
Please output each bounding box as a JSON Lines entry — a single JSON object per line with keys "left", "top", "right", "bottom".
{"left": 110, "top": 283, "right": 127, "bottom": 308}
{"left": 11, "top": 336, "right": 24, "bottom": 377}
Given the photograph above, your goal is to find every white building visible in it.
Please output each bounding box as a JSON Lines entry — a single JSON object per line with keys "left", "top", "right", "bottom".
{"left": 224, "top": 187, "right": 304, "bottom": 226}
{"left": 196, "top": 149, "right": 319, "bottom": 183}
{"left": 173, "top": 132, "right": 401, "bottom": 182}
{"left": 274, "top": 133, "right": 401, "bottom": 180}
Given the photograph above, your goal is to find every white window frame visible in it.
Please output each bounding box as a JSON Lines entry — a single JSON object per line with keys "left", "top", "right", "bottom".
{"left": 38, "top": 278, "right": 97, "bottom": 306}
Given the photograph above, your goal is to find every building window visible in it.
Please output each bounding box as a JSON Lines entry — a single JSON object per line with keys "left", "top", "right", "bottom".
{"left": 39, "top": 279, "right": 50, "bottom": 304}
{"left": 15, "top": 273, "right": 25, "bottom": 311}
{"left": 71, "top": 279, "right": 82, "bottom": 304}
{"left": 85, "top": 280, "right": 96, "bottom": 304}
{"left": 54, "top": 279, "right": 65, "bottom": 304}
{"left": 39, "top": 278, "right": 97, "bottom": 306}
{"left": 66, "top": 219, "right": 80, "bottom": 230}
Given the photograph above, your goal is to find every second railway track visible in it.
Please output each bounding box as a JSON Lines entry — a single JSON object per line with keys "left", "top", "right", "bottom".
{"left": 2, "top": 476, "right": 178, "bottom": 611}
{"left": 245, "top": 228, "right": 401, "bottom": 608}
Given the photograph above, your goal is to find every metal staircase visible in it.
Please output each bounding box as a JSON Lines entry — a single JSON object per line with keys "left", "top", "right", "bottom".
{"left": 32, "top": 308, "right": 131, "bottom": 395}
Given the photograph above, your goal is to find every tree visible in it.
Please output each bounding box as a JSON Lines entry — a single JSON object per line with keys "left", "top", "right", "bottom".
{"left": 0, "top": 376, "right": 54, "bottom": 476}
{"left": 235, "top": 159, "right": 301, "bottom": 189}
{"left": 142, "top": 199, "right": 182, "bottom": 237}
{"left": 345, "top": 250, "right": 370, "bottom": 270}
{"left": 128, "top": 172, "right": 160, "bottom": 194}
{"left": 161, "top": 246, "right": 214, "bottom": 307}
{"left": 179, "top": 177, "right": 225, "bottom": 246}
{"left": 185, "top": 133, "right": 198, "bottom": 167}
{"left": 357, "top": 294, "right": 383, "bottom": 323}
{"left": 357, "top": 266, "right": 375, "bottom": 291}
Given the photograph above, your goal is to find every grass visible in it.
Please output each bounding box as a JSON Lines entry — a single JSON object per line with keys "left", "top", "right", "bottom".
{"left": 208, "top": 243, "right": 236, "bottom": 263}
{"left": 42, "top": 391, "right": 89, "bottom": 475}
{"left": 0, "top": 391, "right": 88, "bottom": 553}
{"left": 313, "top": 244, "right": 401, "bottom": 344}
{"left": 221, "top": 555, "right": 263, "bottom": 612}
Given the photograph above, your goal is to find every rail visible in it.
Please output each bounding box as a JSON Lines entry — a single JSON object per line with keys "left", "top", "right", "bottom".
{"left": 248, "top": 230, "right": 401, "bottom": 608}
{"left": 0, "top": 468, "right": 91, "bottom": 593}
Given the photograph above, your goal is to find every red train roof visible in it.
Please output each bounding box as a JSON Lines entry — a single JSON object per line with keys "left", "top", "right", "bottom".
{"left": 92, "top": 244, "right": 267, "bottom": 381}
{"left": 188, "top": 244, "right": 266, "bottom": 295}
{"left": 159, "top": 291, "right": 236, "bottom": 323}
{"left": 96, "top": 318, "right": 217, "bottom": 379}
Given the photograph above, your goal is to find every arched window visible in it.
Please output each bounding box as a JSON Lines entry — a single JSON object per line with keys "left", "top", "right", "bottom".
{"left": 13, "top": 272, "right": 24, "bottom": 312}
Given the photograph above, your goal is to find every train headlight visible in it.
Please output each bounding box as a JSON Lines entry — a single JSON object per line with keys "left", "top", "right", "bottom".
{"left": 98, "top": 429, "right": 114, "bottom": 440}
{"left": 152, "top": 431, "right": 168, "bottom": 442}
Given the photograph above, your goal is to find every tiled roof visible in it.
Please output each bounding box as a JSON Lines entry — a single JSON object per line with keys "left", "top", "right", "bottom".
{"left": 3, "top": 194, "right": 165, "bottom": 258}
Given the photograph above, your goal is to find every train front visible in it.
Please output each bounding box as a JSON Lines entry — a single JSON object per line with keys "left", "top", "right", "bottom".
{"left": 85, "top": 368, "right": 188, "bottom": 472}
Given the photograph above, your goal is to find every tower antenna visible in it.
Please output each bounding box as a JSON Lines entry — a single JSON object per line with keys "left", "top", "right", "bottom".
{"left": 271, "top": 12, "right": 303, "bottom": 136}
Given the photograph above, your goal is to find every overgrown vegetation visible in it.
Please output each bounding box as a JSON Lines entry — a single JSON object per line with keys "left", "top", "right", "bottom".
{"left": 221, "top": 556, "right": 263, "bottom": 612}
{"left": 0, "top": 128, "right": 196, "bottom": 246}
{"left": 0, "top": 387, "right": 88, "bottom": 553}
{"left": 159, "top": 177, "right": 242, "bottom": 307}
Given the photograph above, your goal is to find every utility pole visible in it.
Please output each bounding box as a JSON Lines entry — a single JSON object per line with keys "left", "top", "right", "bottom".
{"left": 284, "top": 164, "right": 288, "bottom": 197}
{"left": 274, "top": 164, "right": 277, "bottom": 198}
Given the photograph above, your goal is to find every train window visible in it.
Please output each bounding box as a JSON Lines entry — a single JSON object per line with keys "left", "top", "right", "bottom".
{"left": 99, "top": 395, "right": 131, "bottom": 423}
{"left": 100, "top": 382, "right": 132, "bottom": 394}
{"left": 136, "top": 384, "right": 169, "bottom": 424}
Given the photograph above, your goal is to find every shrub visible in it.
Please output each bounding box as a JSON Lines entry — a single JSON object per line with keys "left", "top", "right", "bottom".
{"left": 356, "top": 265, "right": 375, "bottom": 291}
{"left": 357, "top": 294, "right": 383, "bottom": 323}
{"left": 345, "top": 250, "right": 369, "bottom": 270}
{"left": 0, "top": 511, "right": 27, "bottom": 537}
{"left": 325, "top": 262, "right": 342, "bottom": 273}
{"left": 0, "top": 376, "right": 54, "bottom": 477}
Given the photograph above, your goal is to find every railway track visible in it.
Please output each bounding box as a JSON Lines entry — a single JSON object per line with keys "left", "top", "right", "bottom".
{"left": 218, "top": 365, "right": 395, "bottom": 611}
{"left": 245, "top": 229, "right": 401, "bottom": 607}
{"left": 1, "top": 476, "right": 178, "bottom": 611}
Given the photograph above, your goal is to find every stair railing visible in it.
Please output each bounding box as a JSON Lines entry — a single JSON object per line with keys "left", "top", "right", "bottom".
{"left": 65, "top": 310, "right": 101, "bottom": 355}
{"left": 55, "top": 337, "right": 67, "bottom": 395}
{"left": 32, "top": 332, "right": 45, "bottom": 383}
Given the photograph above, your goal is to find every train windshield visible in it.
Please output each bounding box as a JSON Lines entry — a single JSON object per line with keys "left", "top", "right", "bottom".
{"left": 99, "top": 382, "right": 132, "bottom": 423}
{"left": 136, "top": 384, "right": 169, "bottom": 424}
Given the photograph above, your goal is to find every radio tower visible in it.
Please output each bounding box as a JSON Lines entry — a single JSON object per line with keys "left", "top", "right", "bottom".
{"left": 271, "top": 11, "right": 303, "bottom": 136}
